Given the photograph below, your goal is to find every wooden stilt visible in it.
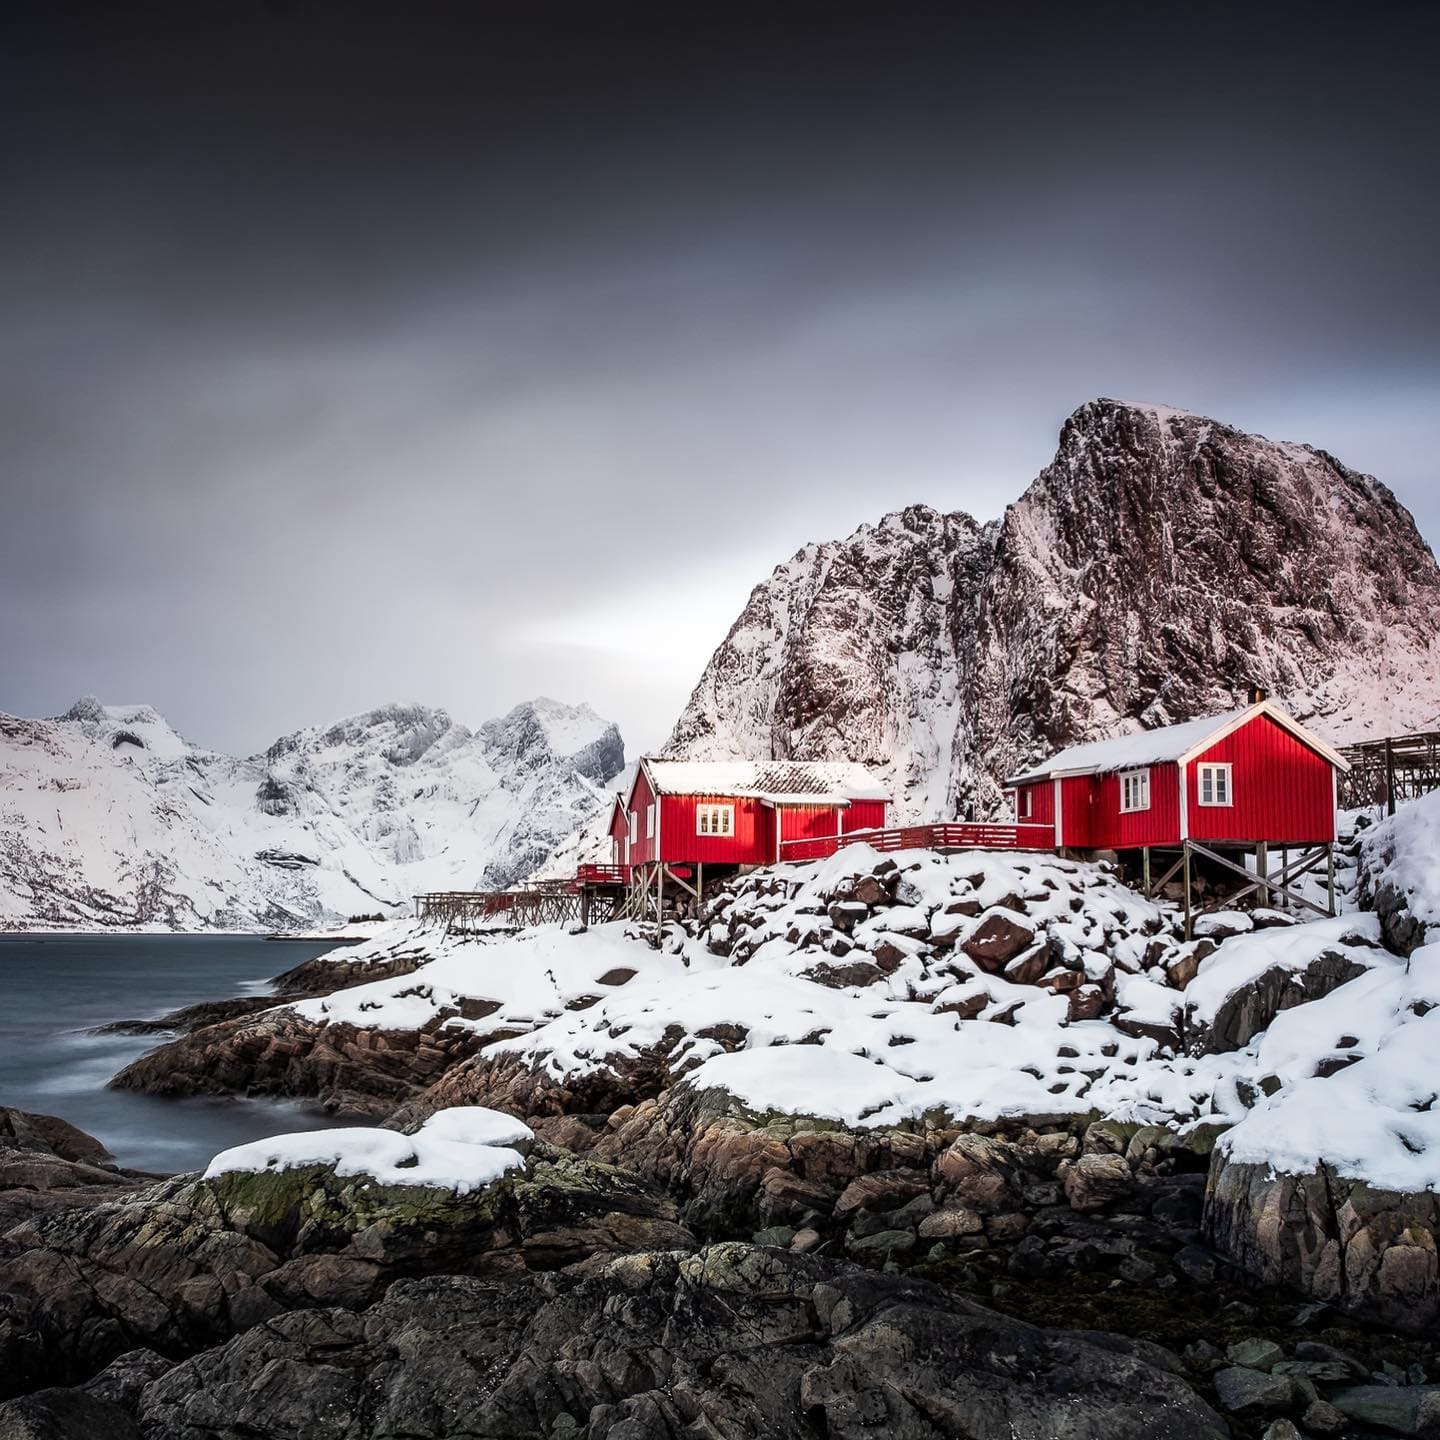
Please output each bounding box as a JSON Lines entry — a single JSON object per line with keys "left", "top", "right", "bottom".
{"left": 1142, "top": 846, "right": 1151, "bottom": 897}
{"left": 1327, "top": 843, "right": 1336, "bottom": 917}
{"left": 1182, "top": 842, "right": 1193, "bottom": 941}
{"left": 1256, "top": 841, "right": 1269, "bottom": 910}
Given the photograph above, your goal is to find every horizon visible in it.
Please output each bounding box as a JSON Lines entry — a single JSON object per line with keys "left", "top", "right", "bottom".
{"left": 4, "top": 2, "right": 1438, "bottom": 756}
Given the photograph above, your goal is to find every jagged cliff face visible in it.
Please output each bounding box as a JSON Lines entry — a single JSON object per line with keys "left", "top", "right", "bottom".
{"left": 665, "top": 506, "right": 996, "bottom": 817}
{"left": 667, "top": 400, "right": 1440, "bottom": 820}
{"left": 0, "top": 697, "right": 624, "bottom": 930}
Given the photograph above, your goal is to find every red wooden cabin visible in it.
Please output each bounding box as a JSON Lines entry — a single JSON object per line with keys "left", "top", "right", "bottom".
{"left": 612, "top": 758, "right": 889, "bottom": 870}
{"left": 1005, "top": 700, "right": 1347, "bottom": 852}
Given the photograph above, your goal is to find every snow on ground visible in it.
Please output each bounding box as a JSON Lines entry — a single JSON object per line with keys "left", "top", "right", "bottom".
{"left": 292, "top": 922, "right": 693, "bottom": 1038}
{"left": 205, "top": 1106, "right": 532, "bottom": 1195}
{"left": 263, "top": 831, "right": 1440, "bottom": 1190}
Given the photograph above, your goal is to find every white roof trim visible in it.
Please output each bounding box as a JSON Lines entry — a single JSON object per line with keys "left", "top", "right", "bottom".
{"left": 1175, "top": 699, "right": 1350, "bottom": 772}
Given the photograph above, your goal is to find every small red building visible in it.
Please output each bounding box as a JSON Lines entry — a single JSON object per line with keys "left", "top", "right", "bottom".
{"left": 1005, "top": 700, "right": 1347, "bottom": 853}
{"left": 611, "top": 758, "right": 889, "bottom": 871}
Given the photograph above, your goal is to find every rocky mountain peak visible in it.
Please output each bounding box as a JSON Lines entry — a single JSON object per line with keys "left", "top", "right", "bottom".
{"left": 666, "top": 401, "right": 1440, "bottom": 822}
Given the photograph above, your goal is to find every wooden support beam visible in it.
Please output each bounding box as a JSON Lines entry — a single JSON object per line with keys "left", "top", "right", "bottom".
{"left": 1185, "top": 841, "right": 1333, "bottom": 919}
{"left": 1182, "top": 843, "right": 1193, "bottom": 940}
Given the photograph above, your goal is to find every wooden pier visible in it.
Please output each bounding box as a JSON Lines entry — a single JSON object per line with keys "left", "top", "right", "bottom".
{"left": 1339, "top": 730, "right": 1440, "bottom": 813}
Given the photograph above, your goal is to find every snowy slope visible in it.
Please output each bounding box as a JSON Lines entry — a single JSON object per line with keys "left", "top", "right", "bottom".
{"left": 0, "top": 696, "right": 624, "bottom": 931}
{"left": 665, "top": 400, "right": 1440, "bottom": 821}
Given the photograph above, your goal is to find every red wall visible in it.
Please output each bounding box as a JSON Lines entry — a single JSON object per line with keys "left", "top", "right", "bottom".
{"left": 843, "top": 799, "right": 889, "bottom": 833}
{"left": 1090, "top": 761, "right": 1182, "bottom": 849}
{"left": 626, "top": 769, "right": 658, "bottom": 866}
{"left": 1186, "top": 715, "right": 1336, "bottom": 844}
{"left": 1014, "top": 782, "right": 1055, "bottom": 825}
{"left": 780, "top": 804, "right": 843, "bottom": 843}
{"left": 658, "top": 793, "right": 772, "bottom": 865}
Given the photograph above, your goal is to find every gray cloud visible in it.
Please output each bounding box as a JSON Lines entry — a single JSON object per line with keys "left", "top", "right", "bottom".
{"left": 2, "top": 1, "right": 1437, "bottom": 755}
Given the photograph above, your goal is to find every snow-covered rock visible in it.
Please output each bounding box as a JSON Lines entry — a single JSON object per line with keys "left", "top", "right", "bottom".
{"left": 204, "top": 1106, "right": 533, "bottom": 1195}
{"left": 666, "top": 399, "right": 1440, "bottom": 820}
{"left": 0, "top": 696, "right": 623, "bottom": 931}
{"left": 1358, "top": 788, "right": 1440, "bottom": 954}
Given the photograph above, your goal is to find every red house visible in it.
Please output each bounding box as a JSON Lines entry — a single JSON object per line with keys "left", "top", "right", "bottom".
{"left": 1005, "top": 699, "right": 1349, "bottom": 924}
{"left": 611, "top": 758, "right": 889, "bottom": 872}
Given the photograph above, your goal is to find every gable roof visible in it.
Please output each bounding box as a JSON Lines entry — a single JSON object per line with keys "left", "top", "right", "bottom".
{"left": 1006, "top": 700, "right": 1349, "bottom": 785}
{"left": 637, "top": 758, "right": 890, "bottom": 805}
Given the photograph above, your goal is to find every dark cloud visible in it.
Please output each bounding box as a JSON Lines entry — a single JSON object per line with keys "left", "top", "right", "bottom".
{"left": 2, "top": 1, "right": 1438, "bottom": 754}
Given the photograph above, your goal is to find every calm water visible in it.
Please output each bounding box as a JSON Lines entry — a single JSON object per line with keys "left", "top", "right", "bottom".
{"left": 0, "top": 933, "right": 358, "bottom": 1173}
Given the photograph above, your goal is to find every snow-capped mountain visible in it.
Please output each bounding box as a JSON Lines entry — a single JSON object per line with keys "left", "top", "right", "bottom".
{"left": 666, "top": 399, "right": 1440, "bottom": 820}
{"left": 0, "top": 696, "right": 624, "bottom": 931}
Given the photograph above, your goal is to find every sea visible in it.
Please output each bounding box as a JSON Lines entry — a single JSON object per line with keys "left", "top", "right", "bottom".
{"left": 0, "top": 932, "right": 358, "bottom": 1173}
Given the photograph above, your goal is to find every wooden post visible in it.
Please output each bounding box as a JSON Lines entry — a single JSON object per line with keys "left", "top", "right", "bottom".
{"left": 1256, "top": 841, "right": 1269, "bottom": 910}
{"left": 1142, "top": 846, "right": 1151, "bottom": 896}
{"left": 655, "top": 865, "right": 664, "bottom": 949}
{"left": 1387, "top": 736, "right": 1397, "bottom": 816}
{"left": 1326, "top": 843, "right": 1336, "bottom": 917}
{"left": 1281, "top": 847, "right": 1289, "bottom": 912}
{"left": 1182, "top": 842, "right": 1193, "bottom": 941}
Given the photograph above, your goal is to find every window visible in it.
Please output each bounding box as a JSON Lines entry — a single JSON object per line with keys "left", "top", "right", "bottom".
{"left": 696, "top": 803, "right": 734, "bottom": 837}
{"left": 1198, "top": 763, "right": 1233, "bottom": 807}
{"left": 1119, "top": 769, "right": 1150, "bottom": 813}
{"left": 1015, "top": 788, "right": 1033, "bottom": 820}
{"left": 627, "top": 811, "right": 637, "bottom": 845}
{"left": 646, "top": 803, "right": 656, "bottom": 838}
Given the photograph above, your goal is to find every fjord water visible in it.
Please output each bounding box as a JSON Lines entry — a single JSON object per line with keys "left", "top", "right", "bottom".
{"left": 0, "top": 933, "right": 350, "bottom": 1173}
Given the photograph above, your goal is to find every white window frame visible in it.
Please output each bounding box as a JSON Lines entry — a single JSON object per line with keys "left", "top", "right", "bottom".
{"left": 645, "top": 803, "right": 656, "bottom": 838}
{"left": 1119, "top": 769, "right": 1151, "bottom": 814}
{"left": 627, "top": 810, "right": 637, "bottom": 846}
{"left": 1015, "top": 788, "right": 1032, "bottom": 820}
{"left": 1197, "top": 762, "right": 1233, "bottom": 807}
{"left": 696, "top": 803, "right": 734, "bottom": 838}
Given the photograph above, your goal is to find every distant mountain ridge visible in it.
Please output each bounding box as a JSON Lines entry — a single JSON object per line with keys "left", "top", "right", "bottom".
{"left": 0, "top": 696, "right": 624, "bottom": 931}
{"left": 665, "top": 399, "right": 1440, "bottom": 819}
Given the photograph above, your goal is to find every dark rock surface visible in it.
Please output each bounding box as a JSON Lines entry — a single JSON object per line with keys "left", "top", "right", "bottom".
{"left": 108, "top": 1005, "right": 492, "bottom": 1118}
{"left": 130, "top": 1244, "right": 1227, "bottom": 1439}
{"left": 0, "top": 1107, "right": 147, "bottom": 1233}
{"left": 1204, "top": 1153, "right": 1440, "bottom": 1333}
{"left": 0, "top": 1140, "right": 692, "bottom": 1399}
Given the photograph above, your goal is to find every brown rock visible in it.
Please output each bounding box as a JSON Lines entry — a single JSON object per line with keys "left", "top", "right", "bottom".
{"left": 962, "top": 909, "right": 1036, "bottom": 970}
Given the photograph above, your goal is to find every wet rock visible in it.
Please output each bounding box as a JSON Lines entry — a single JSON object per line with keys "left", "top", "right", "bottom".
{"left": 1329, "top": 1384, "right": 1440, "bottom": 1437}
{"left": 132, "top": 1243, "right": 1229, "bottom": 1440}
{"left": 0, "top": 1388, "right": 142, "bottom": 1440}
{"left": 1301, "top": 1398, "right": 1350, "bottom": 1435}
{"left": 0, "top": 1140, "right": 692, "bottom": 1398}
{"left": 1212, "top": 1365, "right": 1297, "bottom": 1417}
{"left": 917, "top": 1206, "right": 985, "bottom": 1239}
{"left": 1227, "top": 1337, "right": 1285, "bottom": 1371}
{"left": 1204, "top": 1155, "right": 1440, "bottom": 1332}
{"left": 1062, "top": 1152, "right": 1132, "bottom": 1213}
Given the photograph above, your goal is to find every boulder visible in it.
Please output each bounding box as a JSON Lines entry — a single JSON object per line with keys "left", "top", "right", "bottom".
{"left": 1062, "top": 1152, "right": 1133, "bottom": 1213}
{"left": 962, "top": 909, "right": 1037, "bottom": 969}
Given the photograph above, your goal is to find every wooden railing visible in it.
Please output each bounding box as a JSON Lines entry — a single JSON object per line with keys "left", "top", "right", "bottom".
{"left": 576, "top": 863, "right": 629, "bottom": 886}
{"left": 779, "top": 822, "right": 1057, "bottom": 864}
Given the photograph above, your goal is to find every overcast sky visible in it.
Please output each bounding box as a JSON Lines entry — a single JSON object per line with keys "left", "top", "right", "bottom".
{"left": 3, "top": 2, "right": 1438, "bottom": 757}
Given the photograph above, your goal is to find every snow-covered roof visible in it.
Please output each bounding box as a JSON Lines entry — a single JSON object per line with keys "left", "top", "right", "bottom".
{"left": 641, "top": 758, "right": 890, "bottom": 803}
{"left": 1007, "top": 701, "right": 1349, "bottom": 784}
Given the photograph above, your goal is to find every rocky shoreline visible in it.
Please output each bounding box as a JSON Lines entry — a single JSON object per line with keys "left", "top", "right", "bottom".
{"left": 5, "top": 829, "right": 1440, "bottom": 1438}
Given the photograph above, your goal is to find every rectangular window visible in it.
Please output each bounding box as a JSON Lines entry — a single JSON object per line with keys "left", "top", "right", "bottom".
{"left": 1015, "top": 788, "right": 1032, "bottom": 820}
{"left": 627, "top": 811, "right": 637, "bottom": 845}
{"left": 696, "top": 803, "right": 734, "bottom": 837}
{"left": 1119, "top": 769, "right": 1150, "bottom": 813}
{"left": 646, "top": 803, "right": 656, "bottom": 838}
{"left": 1198, "top": 763, "right": 1233, "bottom": 807}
